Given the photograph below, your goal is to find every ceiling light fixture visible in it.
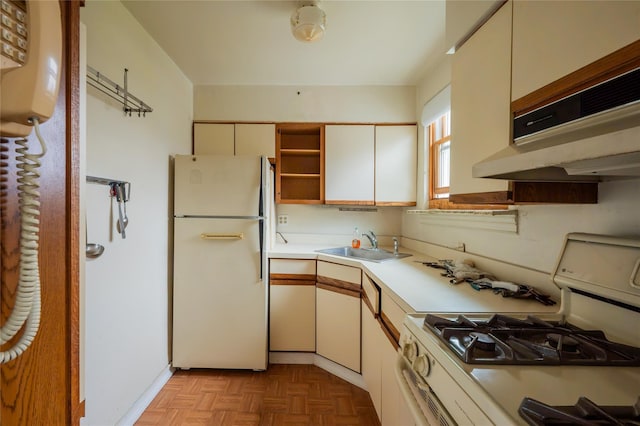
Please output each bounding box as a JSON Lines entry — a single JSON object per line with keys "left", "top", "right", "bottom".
{"left": 290, "top": 4, "right": 326, "bottom": 42}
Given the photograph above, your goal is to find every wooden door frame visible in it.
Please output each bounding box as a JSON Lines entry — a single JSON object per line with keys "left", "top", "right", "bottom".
{"left": 0, "top": 1, "right": 82, "bottom": 424}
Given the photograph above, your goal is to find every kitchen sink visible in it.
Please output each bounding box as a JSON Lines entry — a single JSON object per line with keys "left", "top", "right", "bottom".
{"left": 315, "top": 246, "right": 412, "bottom": 262}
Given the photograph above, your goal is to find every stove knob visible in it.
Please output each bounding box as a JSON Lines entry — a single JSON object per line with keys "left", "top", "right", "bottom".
{"left": 402, "top": 341, "right": 418, "bottom": 362}
{"left": 413, "top": 353, "right": 431, "bottom": 378}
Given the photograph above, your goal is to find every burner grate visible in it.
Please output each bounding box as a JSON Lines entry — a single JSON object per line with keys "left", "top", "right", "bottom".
{"left": 423, "top": 314, "right": 640, "bottom": 366}
{"left": 519, "top": 396, "right": 640, "bottom": 425}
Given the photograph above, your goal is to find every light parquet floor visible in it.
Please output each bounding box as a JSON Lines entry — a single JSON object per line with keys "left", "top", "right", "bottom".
{"left": 136, "top": 364, "right": 381, "bottom": 426}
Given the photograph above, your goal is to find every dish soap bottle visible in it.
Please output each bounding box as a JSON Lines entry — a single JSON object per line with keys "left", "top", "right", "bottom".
{"left": 352, "top": 227, "right": 361, "bottom": 249}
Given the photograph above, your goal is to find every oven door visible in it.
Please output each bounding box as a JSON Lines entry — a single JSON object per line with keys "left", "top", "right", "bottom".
{"left": 395, "top": 352, "right": 454, "bottom": 426}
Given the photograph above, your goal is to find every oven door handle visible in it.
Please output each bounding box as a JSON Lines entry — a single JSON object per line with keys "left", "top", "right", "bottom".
{"left": 394, "top": 355, "right": 431, "bottom": 426}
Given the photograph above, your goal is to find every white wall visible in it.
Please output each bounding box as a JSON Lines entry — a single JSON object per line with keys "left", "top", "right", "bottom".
{"left": 195, "top": 85, "right": 416, "bottom": 123}
{"left": 195, "top": 85, "right": 417, "bottom": 241}
{"left": 81, "top": 1, "right": 193, "bottom": 424}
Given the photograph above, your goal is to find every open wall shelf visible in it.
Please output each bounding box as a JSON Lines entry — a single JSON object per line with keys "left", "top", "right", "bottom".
{"left": 276, "top": 124, "right": 324, "bottom": 204}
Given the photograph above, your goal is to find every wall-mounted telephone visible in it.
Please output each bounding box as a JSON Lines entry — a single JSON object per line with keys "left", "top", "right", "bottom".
{"left": 0, "top": 0, "right": 62, "bottom": 363}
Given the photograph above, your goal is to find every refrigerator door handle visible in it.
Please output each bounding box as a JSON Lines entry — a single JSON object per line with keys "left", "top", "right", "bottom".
{"left": 259, "top": 218, "right": 264, "bottom": 281}
{"left": 200, "top": 233, "right": 244, "bottom": 240}
{"left": 258, "top": 156, "right": 264, "bottom": 218}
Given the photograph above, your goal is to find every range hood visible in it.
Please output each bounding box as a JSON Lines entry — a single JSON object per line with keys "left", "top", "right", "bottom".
{"left": 474, "top": 67, "right": 640, "bottom": 182}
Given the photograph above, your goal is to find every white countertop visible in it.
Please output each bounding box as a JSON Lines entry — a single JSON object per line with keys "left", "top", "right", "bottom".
{"left": 269, "top": 243, "right": 560, "bottom": 315}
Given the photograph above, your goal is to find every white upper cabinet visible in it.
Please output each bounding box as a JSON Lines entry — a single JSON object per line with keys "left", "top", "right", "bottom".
{"left": 512, "top": 1, "right": 640, "bottom": 101}
{"left": 194, "top": 123, "right": 275, "bottom": 157}
{"left": 449, "top": 2, "right": 512, "bottom": 198}
{"left": 193, "top": 123, "right": 234, "bottom": 155}
{"left": 374, "top": 125, "right": 417, "bottom": 206}
{"left": 235, "top": 123, "right": 276, "bottom": 157}
{"left": 325, "top": 125, "right": 375, "bottom": 205}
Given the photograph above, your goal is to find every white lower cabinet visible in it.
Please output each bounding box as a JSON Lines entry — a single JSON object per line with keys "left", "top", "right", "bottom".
{"left": 269, "top": 259, "right": 414, "bottom": 424}
{"left": 270, "top": 285, "right": 316, "bottom": 351}
{"left": 362, "top": 305, "right": 414, "bottom": 426}
{"left": 361, "top": 275, "right": 414, "bottom": 426}
{"left": 316, "top": 286, "right": 361, "bottom": 372}
{"left": 269, "top": 259, "right": 316, "bottom": 352}
{"left": 316, "top": 260, "right": 362, "bottom": 373}
{"left": 361, "top": 300, "right": 383, "bottom": 419}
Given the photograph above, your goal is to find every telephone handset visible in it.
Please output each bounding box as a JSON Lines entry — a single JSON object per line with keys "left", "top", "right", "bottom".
{"left": 1, "top": 0, "right": 62, "bottom": 137}
{"left": 0, "top": 0, "right": 62, "bottom": 363}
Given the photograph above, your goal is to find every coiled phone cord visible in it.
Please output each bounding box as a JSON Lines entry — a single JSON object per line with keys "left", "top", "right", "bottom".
{"left": 0, "top": 118, "right": 45, "bottom": 363}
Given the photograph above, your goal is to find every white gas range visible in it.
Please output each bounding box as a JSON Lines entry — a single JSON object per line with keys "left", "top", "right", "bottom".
{"left": 396, "top": 233, "right": 640, "bottom": 425}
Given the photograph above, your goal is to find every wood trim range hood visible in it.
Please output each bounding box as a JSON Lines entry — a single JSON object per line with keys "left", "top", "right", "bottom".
{"left": 474, "top": 40, "right": 640, "bottom": 182}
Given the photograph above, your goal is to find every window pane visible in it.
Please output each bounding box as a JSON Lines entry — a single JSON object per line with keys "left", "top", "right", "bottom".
{"left": 434, "top": 118, "right": 442, "bottom": 141}
{"left": 445, "top": 111, "right": 451, "bottom": 136}
{"left": 429, "top": 110, "right": 451, "bottom": 201}
{"left": 438, "top": 141, "right": 450, "bottom": 188}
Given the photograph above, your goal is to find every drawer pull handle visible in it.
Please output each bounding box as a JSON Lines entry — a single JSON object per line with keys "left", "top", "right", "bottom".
{"left": 200, "top": 233, "right": 244, "bottom": 240}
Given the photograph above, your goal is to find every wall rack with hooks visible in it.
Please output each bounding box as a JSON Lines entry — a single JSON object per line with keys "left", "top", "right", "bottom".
{"left": 86, "top": 66, "right": 153, "bottom": 117}
{"left": 86, "top": 175, "right": 131, "bottom": 202}
{"left": 87, "top": 175, "right": 131, "bottom": 239}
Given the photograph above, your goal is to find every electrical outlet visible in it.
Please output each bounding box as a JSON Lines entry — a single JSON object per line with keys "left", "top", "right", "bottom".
{"left": 278, "top": 215, "right": 288, "bottom": 226}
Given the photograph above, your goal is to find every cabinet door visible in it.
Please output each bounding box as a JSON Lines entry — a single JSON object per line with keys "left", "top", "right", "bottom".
{"left": 193, "top": 123, "right": 234, "bottom": 155}
{"left": 325, "top": 125, "right": 375, "bottom": 205}
{"left": 361, "top": 300, "right": 382, "bottom": 421}
{"left": 449, "top": 2, "right": 511, "bottom": 198}
{"left": 235, "top": 123, "right": 276, "bottom": 157}
{"left": 269, "top": 259, "right": 316, "bottom": 352}
{"left": 270, "top": 285, "right": 316, "bottom": 351}
{"left": 512, "top": 1, "right": 640, "bottom": 101}
{"left": 316, "top": 286, "right": 361, "bottom": 372}
{"left": 374, "top": 125, "right": 417, "bottom": 206}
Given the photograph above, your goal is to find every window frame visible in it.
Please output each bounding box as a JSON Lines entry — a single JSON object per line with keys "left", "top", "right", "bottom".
{"left": 428, "top": 112, "right": 450, "bottom": 200}
{"left": 426, "top": 111, "right": 506, "bottom": 211}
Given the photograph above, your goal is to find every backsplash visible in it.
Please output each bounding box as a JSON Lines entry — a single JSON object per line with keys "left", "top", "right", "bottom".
{"left": 274, "top": 204, "right": 403, "bottom": 246}
{"left": 403, "top": 178, "right": 640, "bottom": 273}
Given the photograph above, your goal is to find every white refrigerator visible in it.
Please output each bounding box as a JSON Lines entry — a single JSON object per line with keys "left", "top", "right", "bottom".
{"left": 172, "top": 154, "right": 269, "bottom": 370}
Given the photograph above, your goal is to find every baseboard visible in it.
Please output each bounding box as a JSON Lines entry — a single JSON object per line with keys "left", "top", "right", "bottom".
{"left": 269, "top": 352, "right": 367, "bottom": 391}
{"left": 116, "top": 364, "right": 174, "bottom": 426}
{"left": 269, "top": 351, "right": 315, "bottom": 364}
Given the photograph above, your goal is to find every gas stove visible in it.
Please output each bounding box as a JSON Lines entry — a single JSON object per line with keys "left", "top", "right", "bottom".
{"left": 423, "top": 313, "right": 640, "bottom": 366}
{"left": 395, "top": 233, "right": 640, "bottom": 426}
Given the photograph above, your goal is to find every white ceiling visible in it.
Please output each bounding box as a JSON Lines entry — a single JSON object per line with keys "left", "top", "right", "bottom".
{"left": 122, "top": 0, "right": 447, "bottom": 87}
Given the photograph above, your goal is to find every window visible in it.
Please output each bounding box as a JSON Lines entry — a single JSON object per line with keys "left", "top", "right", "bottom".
{"left": 429, "top": 111, "right": 451, "bottom": 201}
{"left": 420, "top": 85, "right": 507, "bottom": 211}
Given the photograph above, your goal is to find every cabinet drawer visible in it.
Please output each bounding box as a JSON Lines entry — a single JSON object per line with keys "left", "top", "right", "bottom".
{"left": 362, "top": 274, "right": 380, "bottom": 314}
{"left": 316, "top": 260, "right": 361, "bottom": 285}
{"left": 270, "top": 258, "right": 316, "bottom": 276}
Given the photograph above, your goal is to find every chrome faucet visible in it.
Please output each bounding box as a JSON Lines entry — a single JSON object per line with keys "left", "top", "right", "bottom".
{"left": 392, "top": 236, "right": 399, "bottom": 255}
{"left": 363, "top": 231, "right": 378, "bottom": 250}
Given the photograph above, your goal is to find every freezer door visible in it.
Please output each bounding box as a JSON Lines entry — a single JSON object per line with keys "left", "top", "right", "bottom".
{"left": 173, "top": 217, "right": 267, "bottom": 369}
{"left": 174, "top": 154, "right": 263, "bottom": 217}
